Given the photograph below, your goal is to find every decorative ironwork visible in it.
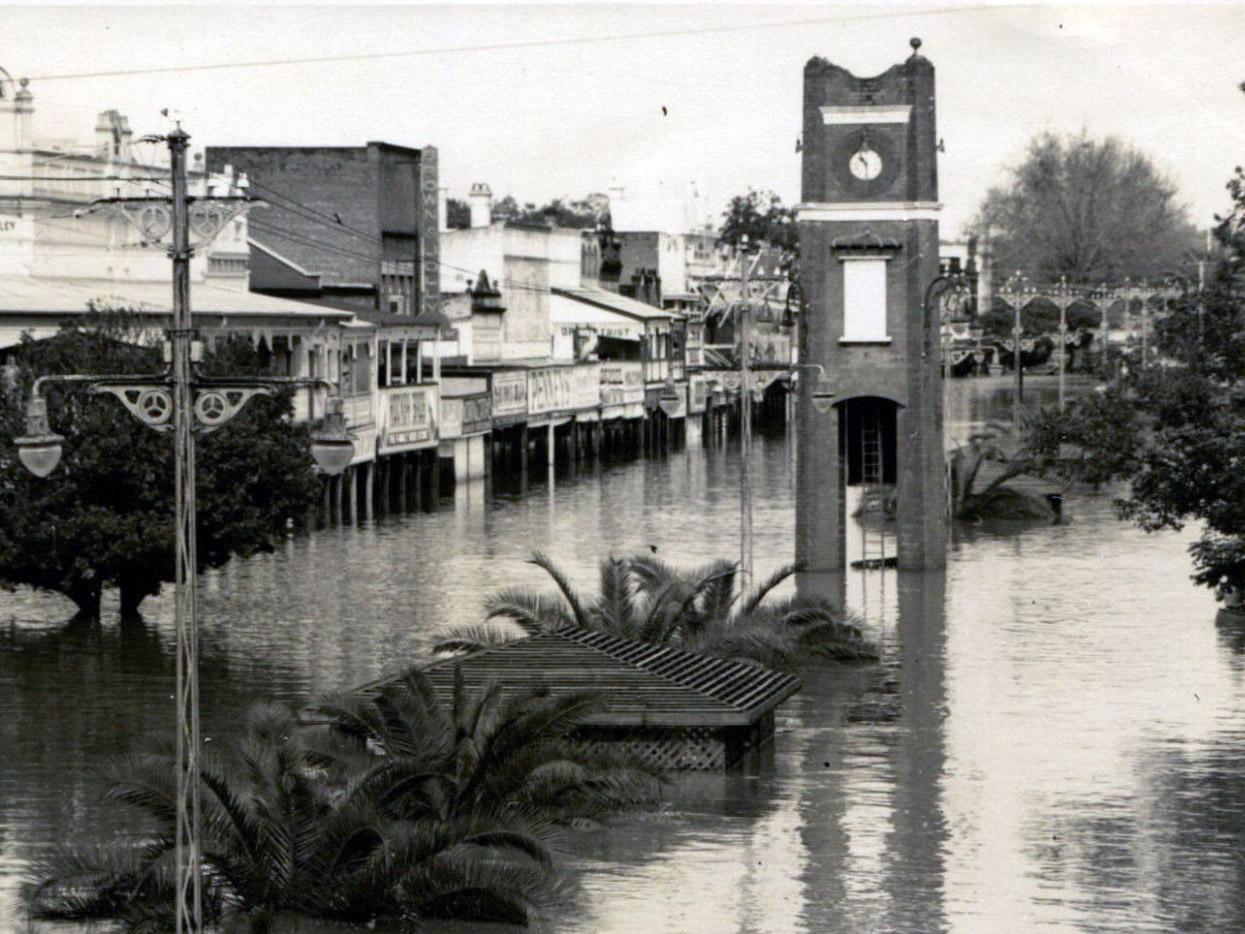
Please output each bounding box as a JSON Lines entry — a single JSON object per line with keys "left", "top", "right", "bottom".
{"left": 193, "top": 387, "right": 271, "bottom": 434}
{"left": 85, "top": 195, "right": 262, "bottom": 250}
{"left": 88, "top": 381, "right": 273, "bottom": 434}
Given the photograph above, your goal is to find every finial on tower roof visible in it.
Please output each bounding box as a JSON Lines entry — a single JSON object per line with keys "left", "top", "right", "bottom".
{"left": 909, "top": 37, "right": 923, "bottom": 56}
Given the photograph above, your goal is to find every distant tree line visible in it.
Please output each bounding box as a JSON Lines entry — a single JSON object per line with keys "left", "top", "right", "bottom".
{"left": 446, "top": 193, "right": 611, "bottom": 230}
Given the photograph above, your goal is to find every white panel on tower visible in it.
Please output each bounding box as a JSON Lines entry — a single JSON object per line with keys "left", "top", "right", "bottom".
{"left": 841, "top": 258, "right": 889, "bottom": 342}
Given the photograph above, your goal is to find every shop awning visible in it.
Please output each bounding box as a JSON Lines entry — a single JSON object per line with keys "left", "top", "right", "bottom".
{"left": 550, "top": 291, "right": 644, "bottom": 341}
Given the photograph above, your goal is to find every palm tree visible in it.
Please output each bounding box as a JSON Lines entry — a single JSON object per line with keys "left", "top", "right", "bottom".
{"left": 24, "top": 700, "right": 567, "bottom": 932}
{"left": 437, "top": 552, "right": 877, "bottom": 669}
{"left": 948, "top": 421, "right": 1062, "bottom": 521}
{"left": 316, "top": 666, "right": 664, "bottom": 829}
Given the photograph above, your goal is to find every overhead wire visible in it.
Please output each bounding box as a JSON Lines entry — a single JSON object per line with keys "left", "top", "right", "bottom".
{"left": 242, "top": 181, "right": 587, "bottom": 295}
{"left": 24, "top": 7, "right": 984, "bottom": 84}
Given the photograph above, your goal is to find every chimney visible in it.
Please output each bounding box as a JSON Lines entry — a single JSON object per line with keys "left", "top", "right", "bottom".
{"left": 468, "top": 182, "right": 492, "bottom": 228}
{"left": 117, "top": 113, "right": 133, "bottom": 161}
{"left": 0, "top": 77, "right": 34, "bottom": 198}
{"left": 437, "top": 186, "right": 448, "bottom": 233}
{"left": 13, "top": 78, "right": 32, "bottom": 150}
{"left": 95, "top": 110, "right": 118, "bottom": 157}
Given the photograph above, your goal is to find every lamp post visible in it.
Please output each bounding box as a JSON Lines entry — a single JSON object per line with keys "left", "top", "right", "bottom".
{"left": 923, "top": 267, "right": 971, "bottom": 442}
{"left": 999, "top": 272, "right": 1032, "bottom": 434}
{"left": 13, "top": 127, "right": 353, "bottom": 933}
{"left": 737, "top": 240, "right": 755, "bottom": 589}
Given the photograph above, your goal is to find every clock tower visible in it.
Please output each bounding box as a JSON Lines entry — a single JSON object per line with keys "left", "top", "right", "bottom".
{"left": 795, "top": 39, "right": 946, "bottom": 574}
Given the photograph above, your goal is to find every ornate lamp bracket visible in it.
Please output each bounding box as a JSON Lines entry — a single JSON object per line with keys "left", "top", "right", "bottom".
{"left": 90, "top": 379, "right": 274, "bottom": 434}
{"left": 85, "top": 196, "right": 265, "bottom": 250}
{"left": 190, "top": 386, "right": 273, "bottom": 434}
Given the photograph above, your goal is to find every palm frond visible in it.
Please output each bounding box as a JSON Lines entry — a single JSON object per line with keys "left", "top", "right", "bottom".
{"left": 595, "top": 556, "right": 637, "bottom": 637}
{"left": 433, "top": 620, "right": 530, "bottom": 655}
{"left": 527, "top": 551, "right": 590, "bottom": 628}
{"left": 637, "top": 579, "right": 678, "bottom": 644}
{"left": 482, "top": 587, "right": 570, "bottom": 630}
{"left": 739, "top": 561, "right": 802, "bottom": 619}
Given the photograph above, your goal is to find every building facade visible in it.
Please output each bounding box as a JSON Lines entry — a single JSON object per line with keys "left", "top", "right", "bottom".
{"left": 204, "top": 142, "right": 441, "bottom": 319}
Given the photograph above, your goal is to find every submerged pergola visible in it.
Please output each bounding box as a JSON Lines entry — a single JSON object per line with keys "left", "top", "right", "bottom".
{"left": 382, "top": 628, "right": 803, "bottom": 771}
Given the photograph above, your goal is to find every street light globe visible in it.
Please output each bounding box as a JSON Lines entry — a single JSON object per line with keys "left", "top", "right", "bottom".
{"left": 15, "top": 396, "right": 64, "bottom": 478}
{"left": 310, "top": 396, "right": 354, "bottom": 476}
{"left": 310, "top": 436, "right": 354, "bottom": 476}
{"left": 658, "top": 379, "right": 681, "bottom": 417}
{"left": 16, "top": 436, "right": 63, "bottom": 478}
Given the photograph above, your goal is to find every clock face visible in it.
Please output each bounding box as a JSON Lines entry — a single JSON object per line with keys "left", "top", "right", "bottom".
{"left": 830, "top": 127, "right": 902, "bottom": 197}
{"left": 850, "top": 146, "right": 883, "bottom": 181}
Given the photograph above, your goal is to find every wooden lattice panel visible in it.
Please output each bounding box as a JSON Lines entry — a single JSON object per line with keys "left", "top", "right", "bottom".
{"left": 574, "top": 728, "right": 726, "bottom": 771}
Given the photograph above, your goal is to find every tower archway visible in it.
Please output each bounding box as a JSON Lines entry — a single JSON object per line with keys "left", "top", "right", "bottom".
{"left": 838, "top": 395, "right": 899, "bottom": 487}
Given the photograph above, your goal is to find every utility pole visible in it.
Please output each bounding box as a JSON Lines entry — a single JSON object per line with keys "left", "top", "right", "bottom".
{"left": 738, "top": 241, "right": 754, "bottom": 590}
{"left": 166, "top": 126, "right": 203, "bottom": 934}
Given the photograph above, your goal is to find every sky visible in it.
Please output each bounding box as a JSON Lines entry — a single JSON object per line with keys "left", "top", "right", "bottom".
{"left": 5, "top": 1, "right": 1244, "bottom": 237}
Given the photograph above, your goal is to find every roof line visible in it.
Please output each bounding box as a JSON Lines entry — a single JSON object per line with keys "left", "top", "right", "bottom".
{"left": 247, "top": 236, "right": 321, "bottom": 279}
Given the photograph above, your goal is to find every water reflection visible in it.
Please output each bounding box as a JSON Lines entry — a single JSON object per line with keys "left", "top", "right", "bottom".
{"left": 3, "top": 377, "right": 1245, "bottom": 933}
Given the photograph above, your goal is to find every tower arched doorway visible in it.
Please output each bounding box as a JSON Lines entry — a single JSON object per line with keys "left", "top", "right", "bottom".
{"left": 838, "top": 395, "right": 899, "bottom": 487}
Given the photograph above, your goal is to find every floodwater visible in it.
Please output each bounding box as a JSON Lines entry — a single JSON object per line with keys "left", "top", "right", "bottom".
{"left": 3, "top": 376, "right": 1243, "bottom": 933}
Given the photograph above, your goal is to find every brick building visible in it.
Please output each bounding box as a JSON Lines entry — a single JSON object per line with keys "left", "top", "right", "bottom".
{"left": 204, "top": 143, "right": 441, "bottom": 320}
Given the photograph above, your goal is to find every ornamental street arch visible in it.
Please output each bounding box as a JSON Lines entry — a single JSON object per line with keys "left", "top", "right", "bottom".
{"left": 795, "top": 39, "right": 947, "bottom": 576}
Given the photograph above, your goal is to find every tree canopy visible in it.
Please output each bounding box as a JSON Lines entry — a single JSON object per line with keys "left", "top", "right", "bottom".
{"left": 445, "top": 196, "right": 471, "bottom": 229}
{"left": 1020, "top": 166, "right": 1245, "bottom": 594}
{"left": 445, "top": 193, "right": 609, "bottom": 230}
{"left": 975, "top": 132, "right": 1201, "bottom": 284}
{"left": 717, "top": 189, "right": 797, "bottom": 253}
{"left": 0, "top": 308, "right": 321, "bottom": 620}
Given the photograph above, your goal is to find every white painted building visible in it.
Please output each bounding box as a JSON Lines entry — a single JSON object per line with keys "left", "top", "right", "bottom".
{"left": 0, "top": 67, "right": 360, "bottom": 435}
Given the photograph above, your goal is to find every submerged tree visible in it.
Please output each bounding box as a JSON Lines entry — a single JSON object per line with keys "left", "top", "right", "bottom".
{"left": 438, "top": 552, "right": 877, "bottom": 669}
{"left": 1016, "top": 165, "right": 1245, "bottom": 595}
{"left": 0, "top": 308, "right": 320, "bottom": 620}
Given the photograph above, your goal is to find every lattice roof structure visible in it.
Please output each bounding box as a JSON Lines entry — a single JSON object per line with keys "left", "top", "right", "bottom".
{"left": 392, "top": 627, "right": 802, "bottom": 729}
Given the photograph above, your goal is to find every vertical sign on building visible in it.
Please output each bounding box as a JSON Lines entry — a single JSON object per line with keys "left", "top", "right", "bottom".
{"left": 419, "top": 146, "right": 441, "bottom": 318}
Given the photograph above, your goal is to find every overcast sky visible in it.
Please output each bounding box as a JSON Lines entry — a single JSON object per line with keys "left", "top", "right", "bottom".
{"left": 8, "top": 2, "right": 1244, "bottom": 237}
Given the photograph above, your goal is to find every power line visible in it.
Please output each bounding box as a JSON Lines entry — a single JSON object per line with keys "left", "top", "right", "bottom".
{"left": 25, "top": 8, "right": 980, "bottom": 83}
{"left": 0, "top": 174, "right": 168, "bottom": 181}
{"left": 246, "top": 217, "right": 553, "bottom": 298}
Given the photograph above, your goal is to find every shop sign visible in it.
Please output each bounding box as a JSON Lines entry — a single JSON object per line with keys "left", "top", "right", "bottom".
{"left": 599, "top": 362, "right": 644, "bottom": 406}
{"left": 491, "top": 370, "right": 528, "bottom": 418}
{"left": 528, "top": 363, "right": 600, "bottom": 415}
{"left": 748, "top": 332, "right": 792, "bottom": 366}
{"left": 462, "top": 393, "right": 491, "bottom": 435}
{"left": 689, "top": 375, "right": 709, "bottom": 414}
{"left": 380, "top": 384, "right": 437, "bottom": 452}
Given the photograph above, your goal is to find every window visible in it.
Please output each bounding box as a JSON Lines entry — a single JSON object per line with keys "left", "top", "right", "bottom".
{"left": 841, "top": 258, "right": 889, "bottom": 342}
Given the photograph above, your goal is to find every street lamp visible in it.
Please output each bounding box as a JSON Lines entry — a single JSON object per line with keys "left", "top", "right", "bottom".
{"left": 308, "top": 395, "right": 357, "bottom": 474}
{"left": 12, "top": 125, "right": 353, "bottom": 934}
{"left": 658, "top": 377, "right": 681, "bottom": 417}
{"left": 14, "top": 394, "right": 64, "bottom": 478}
{"left": 999, "top": 271, "right": 1033, "bottom": 433}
